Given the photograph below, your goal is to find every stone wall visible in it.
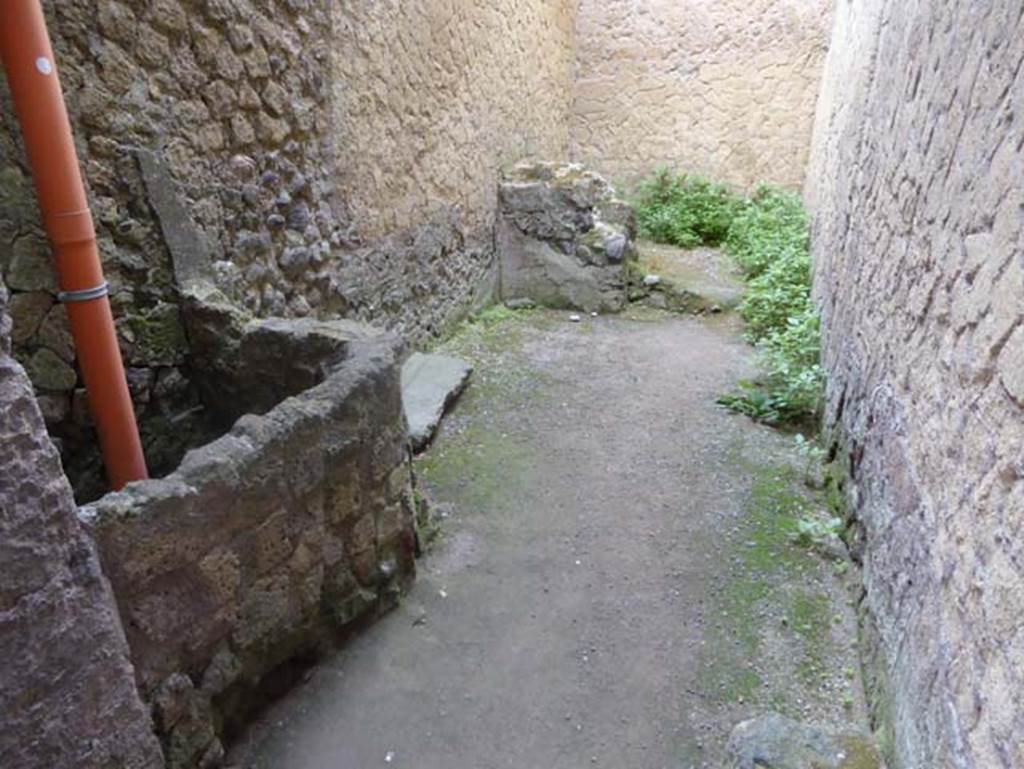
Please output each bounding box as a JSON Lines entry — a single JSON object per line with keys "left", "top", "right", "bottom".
{"left": 0, "top": 0, "right": 575, "bottom": 499}
{"left": 497, "top": 162, "right": 637, "bottom": 312}
{"left": 570, "top": 0, "right": 833, "bottom": 190}
{"left": 0, "top": 283, "right": 163, "bottom": 768}
{"left": 328, "top": 0, "right": 576, "bottom": 326}
{"left": 806, "top": 2, "right": 1024, "bottom": 767}
{"left": 81, "top": 315, "right": 417, "bottom": 767}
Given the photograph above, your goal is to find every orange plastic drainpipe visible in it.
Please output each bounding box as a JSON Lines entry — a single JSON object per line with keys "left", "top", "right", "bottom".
{"left": 1, "top": 0, "right": 147, "bottom": 489}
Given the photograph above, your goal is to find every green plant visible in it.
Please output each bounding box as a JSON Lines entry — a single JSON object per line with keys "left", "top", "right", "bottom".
{"left": 739, "top": 249, "right": 812, "bottom": 340}
{"left": 634, "top": 169, "right": 740, "bottom": 248}
{"left": 634, "top": 171, "right": 824, "bottom": 426}
{"left": 793, "top": 433, "right": 825, "bottom": 465}
{"left": 471, "top": 304, "right": 519, "bottom": 326}
{"left": 794, "top": 433, "right": 826, "bottom": 486}
{"left": 724, "top": 188, "right": 809, "bottom": 278}
{"left": 791, "top": 515, "right": 843, "bottom": 549}
{"left": 720, "top": 190, "right": 822, "bottom": 425}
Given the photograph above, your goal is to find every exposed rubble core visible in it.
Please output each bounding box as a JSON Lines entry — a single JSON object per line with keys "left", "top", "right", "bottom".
{"left": 497, "top": 162, "right": 637, "bottom": 312}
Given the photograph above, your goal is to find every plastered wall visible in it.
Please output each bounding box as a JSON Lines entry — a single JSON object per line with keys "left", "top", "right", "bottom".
{"left": 571, "top": 0, "right": 833, "bottom": 190}
{"left": 330, "top": 1, "right": 574, "bottom": 243}
{"left": 807, "top": 2, "right": 1024, "bottom": 766}
{"left": 324, "top": 0, "right": 575, "bottom": 336}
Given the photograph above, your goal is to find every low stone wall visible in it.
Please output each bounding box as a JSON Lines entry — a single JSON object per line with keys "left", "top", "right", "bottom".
{"left": 0, "top": 284, "right": 163, "bottom": 768}
{"left": 81, "top": 317, "right": 417, "bottom": 768}
{"left": 807, "top": 1, "right": 1024, "bottom": 766}
{"left": 497, "top": 162, "right": 636, "bottom": 312}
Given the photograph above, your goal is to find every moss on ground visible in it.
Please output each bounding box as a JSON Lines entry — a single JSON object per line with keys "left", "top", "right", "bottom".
{"left": 432, "top": 305, "right": 558, "bottom": 359}
{"left": 694, "top": 457, "right": 848, "bottom": 714}
{"left": 416, "top": 305, "right": 557, "bottom": 521}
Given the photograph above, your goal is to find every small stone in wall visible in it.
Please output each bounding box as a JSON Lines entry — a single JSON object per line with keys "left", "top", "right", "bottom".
{"left": 604, "top": 232, "right": 629, "bottom": 263}
{"left": 7, "top": 236, "right": 57, "bottom": 293}
{"left": 36, "top": 305, "right": 75, "bottom": 362}
{"left": 278, "top": 246, "right": 311, "bottom": 277}
{"left": 35, "top": 393, "right": 71, "bottom": 425}
{"left": 8, "top": 292, "right": 51, "bottom": 344}
{"left": 25, "top": 348, "right": 77, "bottom": 392}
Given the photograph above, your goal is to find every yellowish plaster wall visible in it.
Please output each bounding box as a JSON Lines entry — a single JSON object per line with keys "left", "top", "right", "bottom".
{"left": 570, "top": 0, "right": 833, "bottom": 190}
{"left": 330, "top": 0, "right": 576, "bottom": 244}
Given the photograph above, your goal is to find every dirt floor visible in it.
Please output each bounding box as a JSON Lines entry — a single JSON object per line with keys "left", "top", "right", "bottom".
{"left": 228, "top": 249, "right": 870, "bottom": 769}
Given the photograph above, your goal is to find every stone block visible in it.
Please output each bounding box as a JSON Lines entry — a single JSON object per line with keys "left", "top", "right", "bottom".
{"left": 6, "top": 236, "right": 57, "bottom": 293}
{"left": 8, "top": 291, "right": 51, "bottom": 344}
{"left": 402, "top": 352, "right": 472, "bottom": 451}
{"left": 36, "top": 304, "right": 75, "bottom": 362}
{"left": 498, "top": 162, "right": 637, "bottom": 313}
{"left": 25, "top": 347, "right": 77, "bottom": 391}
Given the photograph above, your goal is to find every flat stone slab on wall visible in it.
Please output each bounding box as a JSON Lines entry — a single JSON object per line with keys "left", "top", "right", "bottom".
{"left": 81, "top": 318, "right": 417, "bottom": 768}
{"left": 497, "top": 162, "right": 637, "bottom": 313}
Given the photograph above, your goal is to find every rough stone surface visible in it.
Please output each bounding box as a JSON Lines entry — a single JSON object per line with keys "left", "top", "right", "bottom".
{"left": 80, "top": 317, "right": 416, "bottom": 768}
{"left": 635, "top": 242, "right": 746, "bottom": 314}
{"left": 728, "top": 713, "right": 880, "bottom": 769}
{"left": 0, "top": 284, "right": 163, "bottom": 768}
{"left": 0, "top": 0, "right": 575, "bottom": 498}
{"left": 571, "top": 0, "right": 833, "bottom": 189}
{"left": 497, "top": 162, "right": 637, "bottom": 312}
{"left": 0, "top": 0, "right": 574, "bottom": 339}
{"left": 807, "top": 2, "right": 1024, "bottom": 767}
{"left": 402, "top": 352, "right": 473, "bottom": 452}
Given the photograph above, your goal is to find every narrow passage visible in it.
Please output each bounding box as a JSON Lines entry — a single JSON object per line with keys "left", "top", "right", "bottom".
{"left": 230, "top": 253, "right": 865, "bottom": 769}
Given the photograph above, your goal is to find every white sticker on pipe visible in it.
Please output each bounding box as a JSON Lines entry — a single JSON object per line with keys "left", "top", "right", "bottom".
{"left": 35, "top": 57, "right": 53, "bottom": 75}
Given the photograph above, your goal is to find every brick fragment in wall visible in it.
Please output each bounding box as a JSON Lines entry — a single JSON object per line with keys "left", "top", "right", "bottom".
{"left": 806, "top": 1, "right": 1024, "bottom": 766}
